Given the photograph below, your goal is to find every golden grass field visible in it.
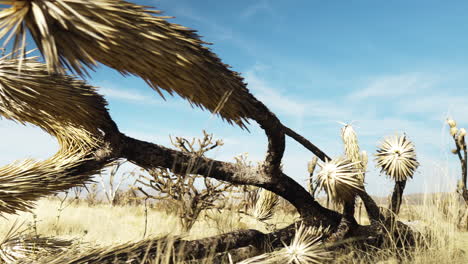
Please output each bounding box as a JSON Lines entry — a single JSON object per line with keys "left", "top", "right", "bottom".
{"left": 0, "top": 192, "right": 466, "bottom": 263}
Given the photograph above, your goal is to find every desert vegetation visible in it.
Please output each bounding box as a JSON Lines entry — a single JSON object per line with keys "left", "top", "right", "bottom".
{"left": 0, "top": 0, "right": 466, "bottom": 263}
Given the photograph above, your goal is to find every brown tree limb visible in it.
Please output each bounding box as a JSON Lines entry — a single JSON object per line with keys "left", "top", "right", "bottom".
{"left": 119, "top": 133, "right": 341, "bottom": 223}
{"left": 248, "top": 101, "right": 286, "bottom": 179}
{"left": 40, "top": 215, "right": 418, "bottom": 264}
{"left": 282, "top": 125, "right": 331, "bottom": 162}
{"left": 389, "top": 180, "right": 407, "bottom": 216}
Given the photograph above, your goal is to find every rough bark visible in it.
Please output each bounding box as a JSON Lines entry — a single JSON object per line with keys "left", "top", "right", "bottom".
{"left": 283, "top": 125, "right": 331, "bottom": 162}
{"left": 452, "top": 131, "right": 468, "bottom": 205}
{"left": 41, "top": 215, "right": 417, "bottom": 264}
{"left": 458, "top": 147, "right": 468, "bottom": 204}
{"left": 390, "top": 180, "right": 407, "bottom": 215}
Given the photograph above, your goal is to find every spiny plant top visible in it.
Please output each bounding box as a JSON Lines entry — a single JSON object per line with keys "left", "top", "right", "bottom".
{"left": 375, "top": 134, "right": 419, "bottom": 182}
{"left": 0, "top": 52, "right": 111, "bottom": 214}
{"left": 252, "top": 188, "right": 279, "bottom": 222}
{"left": 0, "top": 0, "right": 260, "bottom": 128}
{"left": 238, "top": 224, "right": 331, "bottom": 264}
{"left": 341, "top": 124, "right": 361, "bottom": 166}
{"left": 315, "top": 157, "right": 364, "bottom": 204}
{"left": 340, "top": 123, "right": 367, "bottom": 180}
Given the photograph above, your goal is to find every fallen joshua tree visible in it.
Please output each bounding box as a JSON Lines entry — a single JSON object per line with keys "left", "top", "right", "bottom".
{"left": 0, "top": 1, "right": 423, "bottom": 262}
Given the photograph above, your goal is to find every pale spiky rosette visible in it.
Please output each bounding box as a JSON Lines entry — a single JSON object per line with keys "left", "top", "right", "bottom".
{"left": 0, "top": 235, "right": 73, "bottom": 262}
{"left": 0, "top": 221, "right": 73, "bottom": 263}
{"left": 238, "top": 224, "right": 331, "bottom": 264}
{"left": 252, "top": 188, "right": 279, "bottom": 222}
{"left": 375, "top": 134, "right": 419, "bottom": 182}
{"left": 0, "top": 0, "right": 259, "bottom": 128}
{"left": 316, "top": 157, "right": 364, "bottom": 204}
{"left": 0, "top": 52, "right": 113, "bottom": 214}
{"left": 341, "top": 124, "right": 365, "bottom": 180}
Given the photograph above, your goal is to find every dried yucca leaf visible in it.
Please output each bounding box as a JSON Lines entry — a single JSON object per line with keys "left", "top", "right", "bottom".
{"left": 315, "top": 157, "right": 364, "bottom": 204}
{"left": 0, "top": 220, "right": 73, "bottom": 263}
{"left": 0, "top": 235, "right": 73, "bottom": 263}
{"left": 341, "top": 124, "right": 365, "bottom": 180}
{"left": 375, "top": 134, "right": 419, "bottom": 182}
{"left": 0, "top": 52, "right": 113, "bottom": 214}
{"left": 0, "top": 0, "right": 258, "bottom": 128}
{"left": 238, "top": 223, "right": 331, "bottom": 264}
{"left": 252, "top": 188, "right": 279, "bottom": 222}
{"left": 35, "top": 236, "right": 178, "bottom": 264}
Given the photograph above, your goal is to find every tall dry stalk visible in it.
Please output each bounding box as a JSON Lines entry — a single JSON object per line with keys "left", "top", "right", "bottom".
{"left": 98, "top": 160, "right": 131, "bottom": 207}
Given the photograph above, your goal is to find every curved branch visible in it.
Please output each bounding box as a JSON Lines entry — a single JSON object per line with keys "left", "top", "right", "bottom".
{"left": 119, "top": 133, "right": 340, "bottom": 222}
{"left": 283, "top": 125, "right": 331, "bottom": 162}
{"left": 249, "top": 101, "right": 285, "bottom": 179}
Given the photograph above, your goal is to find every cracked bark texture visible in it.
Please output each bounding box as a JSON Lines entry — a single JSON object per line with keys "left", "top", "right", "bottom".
{"left": 390, "top": 180, "right": 407, "bottom": 215}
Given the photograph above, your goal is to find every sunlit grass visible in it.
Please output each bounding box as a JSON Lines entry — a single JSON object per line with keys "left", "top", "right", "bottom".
{"left": 0, "top": 193, "right": 465, "bottom": 263}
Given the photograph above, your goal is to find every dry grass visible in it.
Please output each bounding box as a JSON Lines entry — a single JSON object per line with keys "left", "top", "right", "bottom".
{"left": 0, "top": 193, "right": 465, "bottom": 263}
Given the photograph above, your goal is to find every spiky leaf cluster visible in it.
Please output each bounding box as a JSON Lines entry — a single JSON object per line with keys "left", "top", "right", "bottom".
{"left": 315, "top": 157, "right": 364, "bottom": 204}
{"left": 375, "top": 134, "right": 419, "bottom": 182}
{"left": 341, "top": 124, "right": 366, "bottom": 180}
{"left": 0, "top": 0, "right": 259, "bottom": 128}
{"left": 252, "top": 188, "right": 279, "bottom": 222}
{"left": 238, "top": 224, "right": 331, "bottom": 264}
{"left": 0, "top": 53, "right": 112, "bottom": 214}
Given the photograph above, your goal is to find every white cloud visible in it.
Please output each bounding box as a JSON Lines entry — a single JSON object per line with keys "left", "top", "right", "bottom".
{"left": 245, "top": 70, "right": 307, "bottom": 118}
{"left": 244, "top": 69, "right": 357, "bottom": 125}
{"left": 396, "top": 94, "right": 468, "bottom": 123}
{"left": 349, "top": 73, "right": 438, "bottom": 100}
{"left": 99, "top": 87, "right": 149, "bottom": 102}
{"left": 94, "top": 80, "right": 190, "bottom": 110}
{"left": 241, "top": 0, "right": 274, "bottom": 19}
{"left": 94, "top": 80, "right": 159, "bottom": 104}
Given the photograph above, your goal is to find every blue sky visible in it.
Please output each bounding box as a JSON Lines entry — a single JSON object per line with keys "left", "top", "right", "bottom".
{"left": 1, "top": 0, "right": 468, "bottom": 196}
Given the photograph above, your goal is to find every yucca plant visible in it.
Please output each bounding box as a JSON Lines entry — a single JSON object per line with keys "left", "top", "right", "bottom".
{"left": 338, "top": 124, "right": 368, "bottom": 219}
{"left": 251, "top": 188, "right": 279, "bottom": 223}
{"left": 0, "top": 221, "right": 73, "bottom": 263}
{"left": 238, "top": 223, "right": 331, "bottom": 264}
{"left": 340, "top": 124, "right": 367, "bottom": 181}
{"left": 375, "top": 134, "right": 419, "bottom": 215}
{"left": 315, "top": 157, "right": 364, "bottom": 206}
{"left": 0, "top": 51, "right": 112, "bottom": 215}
